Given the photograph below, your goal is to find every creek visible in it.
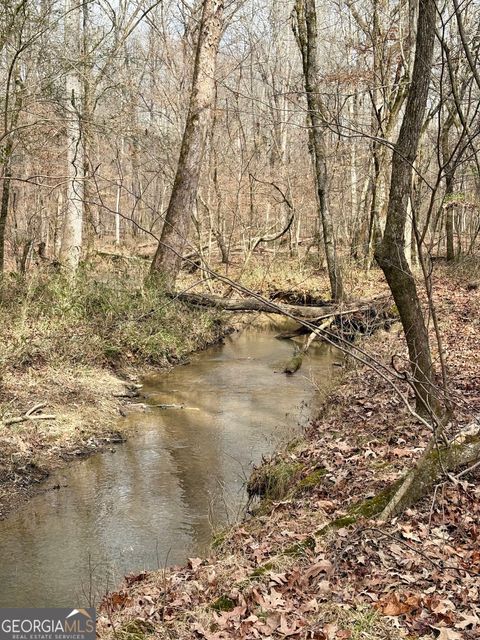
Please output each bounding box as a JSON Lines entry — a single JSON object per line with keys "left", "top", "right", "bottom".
{"left": 0, "top": 322, "right": 339, "bottom": 607}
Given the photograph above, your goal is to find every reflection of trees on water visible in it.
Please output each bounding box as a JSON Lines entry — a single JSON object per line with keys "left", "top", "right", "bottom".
{"left": 0, "top": 333, "right": 338, "bottom": 607}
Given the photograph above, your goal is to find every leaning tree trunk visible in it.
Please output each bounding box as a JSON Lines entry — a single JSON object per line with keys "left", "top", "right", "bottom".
{"left": 59, "top": 0, "right": 84, "bottom": 272}
{"left": 375, "top": 0, "right": 438, "bottom": 417}
{"left": 379, "top": 429, "right": 480, "bottom": 520}
{"left": 150, "top": 0, "right": 224, "bottom": 288}
{"left": 293, "top": 0, "right": 344, "bottom": 302}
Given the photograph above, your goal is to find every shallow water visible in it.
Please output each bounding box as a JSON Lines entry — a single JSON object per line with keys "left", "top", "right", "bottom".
{"left": 0, "top": 323, "right": 339, "bottom": 607}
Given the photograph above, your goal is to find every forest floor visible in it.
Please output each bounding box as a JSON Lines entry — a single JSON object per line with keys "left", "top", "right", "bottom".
{"left": 0, "top": 254, "right": 226, "bottom": 518}
{"left": 95, "top": 257, "right": 480, "bottom": 640}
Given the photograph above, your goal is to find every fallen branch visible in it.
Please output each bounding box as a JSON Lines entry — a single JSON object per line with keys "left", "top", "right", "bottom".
{"left": 151, "top": 403, "right": 185, "bottom": 410}
{"left": 276, "top": 299, "right": 395, "bottom": 339}
{"left": 96, "top": 250, "right": 149, "bottom": 262}
{"left": 25, "top": 402, "right": 47, "bottom": 417}
{"left": 173, "top": 292, "right": 333, "bottom": 319}
{"left": 113, "top": 391, "right": 140, "bottom": 399}
{"left": 3, "top": 403, "right": 56, "bottom": 427}
{"left": 283, "top": 319, "right": 333, "bottom": 374}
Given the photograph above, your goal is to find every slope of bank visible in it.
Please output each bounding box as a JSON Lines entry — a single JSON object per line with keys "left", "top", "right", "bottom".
{"left": 97, "top": 263, "right": 480, "bottom": 640}
{"left": 0, "top": 263, "right": 226, "bottom": 518}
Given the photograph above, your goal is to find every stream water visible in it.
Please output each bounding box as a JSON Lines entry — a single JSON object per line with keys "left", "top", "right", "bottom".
{"left": 0, "top": 323, "right": 339, "bottom": 607}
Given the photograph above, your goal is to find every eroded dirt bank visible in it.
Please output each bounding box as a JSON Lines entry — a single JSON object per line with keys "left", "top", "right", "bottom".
{"left": 0, "top": 367, "right": 129, "bottom": 518}
{"left": 97, "top": 266, "right": 480, "bottom": 640}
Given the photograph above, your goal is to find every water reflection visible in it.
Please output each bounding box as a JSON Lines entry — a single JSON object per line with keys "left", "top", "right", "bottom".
{"left": 0, "top": 326, "right": 338, "bottom": 606}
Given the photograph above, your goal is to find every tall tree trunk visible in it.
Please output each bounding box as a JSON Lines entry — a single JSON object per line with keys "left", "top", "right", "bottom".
{"left": 293, "top": 0, "right": 344, "bottom": 302}
{"left": 82, "top": 0, "right": 96, "bottom": 250}
{"left": 150, "top": 0, "right": 224, "bottom": 288}
{"left": 59, "top": 0, "right": 84, "bottom": 272}
{"left": 440, "top": 114, "right": 458, "bottom": 262}
{"left": 375, "top": 0, "right": 438, "bottom": 416}
{"left": 0, "top": 68, "right": 24, "bottom": 273}
{"left": 0, "top": 144, "right": 13, "bottom": 272}
{"left": 445, "top": 172, "right": 456, "bottom": 261}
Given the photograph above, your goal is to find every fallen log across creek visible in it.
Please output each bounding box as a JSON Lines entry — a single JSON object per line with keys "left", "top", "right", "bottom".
{"left": 173, "top": 291, "right": 398, "bottom": 375}
{"left": 172, "top": 291, "right": 336, "bottom": 319}
{"left": 173, "top": 291, "right": 395, "bottom": 323}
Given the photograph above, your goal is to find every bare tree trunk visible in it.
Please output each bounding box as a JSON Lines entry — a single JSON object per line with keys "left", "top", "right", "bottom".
{"left": 441, "top": 115, "right": 458, "bottom": 262}
{"left": 114, "top": 137, "right": 124, "bottom": 245}
{"left": 404, "top": 195, "right": 413, "bottom": 268}
{"left": 0, "top": 66, "right": 23, "bottom": 272}
{"left": 82, "top": 0, "right": 96, "bottom": 250}
{"left": 150, "top": 0, "right": 224, "bottom": 288}
{"left": 375, "top": 0, "right": 438, "bottom": 416}
{"left": 445, "top": 172, "right": 456, "bottom": 261}
{"left": 0, "top": 144, "right": 13, "bottom": 272}
{"left": 293, "top": 0, "right": 344, "bottom": 302}
{"left": 59, "top": 0, "right": 84, "bottom": 272}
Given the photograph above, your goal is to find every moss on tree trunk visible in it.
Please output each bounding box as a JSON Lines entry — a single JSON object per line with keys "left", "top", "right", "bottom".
{"left": 379, "top": 433, "right": 480, "bottom": 520}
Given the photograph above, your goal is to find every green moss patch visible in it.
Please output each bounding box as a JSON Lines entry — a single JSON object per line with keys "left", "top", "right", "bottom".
{"left": 293, "top": 468, "right": 327, "bottom": 495}
{"left": 210, "top": 595, "right": 236, "bottom": 612}
{"left": 284, "top": 536, "right": 316, "bottom": 557}
{"left": 251, "top": 561, "right": 275, "bottom": 577}
{"left": 317, "top": 479, "right": 404, "bottom": 536}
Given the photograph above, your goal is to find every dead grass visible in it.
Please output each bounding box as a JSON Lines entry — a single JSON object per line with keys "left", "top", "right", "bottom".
{"left": 0, "top": 258, "right": 227, "bottom": 517}
{"left": 0, "top": 363, "right": 130, "bottom": 516}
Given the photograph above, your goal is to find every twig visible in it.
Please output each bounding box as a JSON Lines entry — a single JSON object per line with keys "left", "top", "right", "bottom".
{"left": 25, "top": 402, "right": 47, "bottom": 417}
{"left": 360, "top": 526, "right": 480, "bottom": 577}
{"left": 456, "top": 459, "right": 480, "bottom": 479}
{"left": 151, "top": 404, "right": 185, "bottom": 410}
{"left": 4, "top": 414, "right": 56, "bottom": 426}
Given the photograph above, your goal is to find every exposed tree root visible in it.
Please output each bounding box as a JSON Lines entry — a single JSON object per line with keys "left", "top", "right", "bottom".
{"left": 320, "top": 429, "right": 480, "bottom": 528}
{"left": 379, "top": 428, "right": 480, "bottom": 520}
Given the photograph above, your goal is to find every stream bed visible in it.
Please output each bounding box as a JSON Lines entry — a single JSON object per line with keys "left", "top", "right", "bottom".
{"left": 0, "top": 323, "right": 339, "bottom": 607}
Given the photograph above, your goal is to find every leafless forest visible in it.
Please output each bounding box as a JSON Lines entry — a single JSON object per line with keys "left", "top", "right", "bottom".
{"left": 1, "top": 0, "right": 478, "bottom": 276}
{"left": 1, "top": 0, "right": 480, "bottom": 632}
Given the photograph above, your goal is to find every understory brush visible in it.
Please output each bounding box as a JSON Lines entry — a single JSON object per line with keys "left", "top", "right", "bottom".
{"left": 0, "top": 260, "right": 226, "bottom": 515}
{"left": 0, "top": 263, "right": 224, "bottom": 373}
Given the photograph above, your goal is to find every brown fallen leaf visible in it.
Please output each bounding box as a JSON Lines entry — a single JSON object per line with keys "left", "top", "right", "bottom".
{"left": 323, "top": 622, "right": 338, "bottom": 639}
{"left": 377, "top": 592, "right": 419, "bottom": 616}
{"left": 432, "top": 627, "right": 463, "bottom": 640}
{"left": 188, "top": 557, "right": 203, "bottom": 570}
{"left": 279, "top": 614, "right": 300, "bottom": 636}
{"left": 455, "top": 613, "right": 480, "bottom": 630}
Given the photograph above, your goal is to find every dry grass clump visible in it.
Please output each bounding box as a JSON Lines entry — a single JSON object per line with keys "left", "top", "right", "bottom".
{"left": 0, "top": 262, "right": 224, "bottom": 373}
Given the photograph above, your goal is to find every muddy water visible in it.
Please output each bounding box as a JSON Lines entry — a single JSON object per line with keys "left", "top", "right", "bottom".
{"left": 0, "top": 324, "right": 339, "bottom": 607}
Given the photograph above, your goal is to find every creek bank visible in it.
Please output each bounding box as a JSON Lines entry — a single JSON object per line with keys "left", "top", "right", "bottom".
{"left": 0, "top": 324, "right": 339, "bottom": 608}
{"left": 97, "top": 268, "right": 480, "bottom": 640}
{"left": 0, "top": 315, "right": 231, "bottom": 521}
